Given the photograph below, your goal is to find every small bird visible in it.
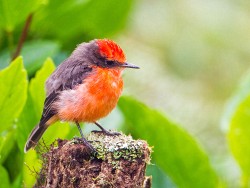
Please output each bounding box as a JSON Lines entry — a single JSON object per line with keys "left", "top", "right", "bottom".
{"left": 24, "top": 39, "right": 139, "bottom": 152}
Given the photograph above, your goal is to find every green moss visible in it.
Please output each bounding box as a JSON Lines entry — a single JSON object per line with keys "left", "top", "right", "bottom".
{"left": 83, "top": 132, "right": 149, "bottom": 164}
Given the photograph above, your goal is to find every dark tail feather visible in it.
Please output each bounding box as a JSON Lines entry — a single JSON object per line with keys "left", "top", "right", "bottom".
{"left": 24, "top": 124, "right": 48, "bottom": 153}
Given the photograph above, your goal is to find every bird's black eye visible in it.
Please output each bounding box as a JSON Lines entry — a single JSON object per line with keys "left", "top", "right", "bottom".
{"left": 105, "top": 60, "right": 115, "bottom": 66}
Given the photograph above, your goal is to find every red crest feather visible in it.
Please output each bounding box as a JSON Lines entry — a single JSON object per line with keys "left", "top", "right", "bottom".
{"left": 96, "top": 39, "right": 126, "bottom": 63}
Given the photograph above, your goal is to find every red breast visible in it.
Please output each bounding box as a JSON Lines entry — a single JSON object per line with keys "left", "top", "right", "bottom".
{"left": 55, "top": 66, "right": 123, "bottom": 122}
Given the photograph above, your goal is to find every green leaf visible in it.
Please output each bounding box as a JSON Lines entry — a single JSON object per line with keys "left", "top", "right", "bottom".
{"left": 3, "top": 144, "right": 23, "bottom": 185}
{"left": 11, "top": 174, "right": 22, "bottom": 188}
{"left": 0, "top": 130, "right": 15, "bottom": 164}
{"left": 23, "top": 150, "right": 41, "bottom": 187}
{"left": 146, "top": 164, "right": 175, "bottom": 188}
{"left": 118, "top": 96, "right": 219, "bottom": 188}
{"left": 0, "top": 57, "right": 27, "bottom": 132}
{"left": 228, "top": 94, "right": 250, "bottom": 185}
{"left": 223, "top": 70, "right": 250, "bottom": 186}
{"left": 0, "top": 40, "right": 60, "bottom": 76}
{"left": 0, "top": 0, "right": 42, "bottom": 31}
{"left": 0, "top": 165, "right": 10, "bottom": 188}
{"left": 222, "top": 70, "right": 250, "bottom": 132}
{"left": 42, "top": 121, "right": 70, "bottom": 146}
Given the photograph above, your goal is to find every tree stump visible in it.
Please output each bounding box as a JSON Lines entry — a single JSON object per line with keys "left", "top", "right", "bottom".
{"left": 35, "top": 132, "right": 152, "bottom": 188}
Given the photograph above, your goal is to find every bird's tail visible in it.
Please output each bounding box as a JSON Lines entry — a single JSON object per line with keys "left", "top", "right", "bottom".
{"left": 24, "top": 124, "right": 48, "bottom": 153}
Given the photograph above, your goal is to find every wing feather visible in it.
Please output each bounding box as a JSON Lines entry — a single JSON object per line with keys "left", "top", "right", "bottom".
{"left": 39, "top": 61, "right": 93, "bottom": 125}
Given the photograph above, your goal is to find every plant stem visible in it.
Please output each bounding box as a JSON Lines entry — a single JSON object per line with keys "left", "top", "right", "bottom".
{"left": 11, "top": 13, "right": 33, "bottom": 61}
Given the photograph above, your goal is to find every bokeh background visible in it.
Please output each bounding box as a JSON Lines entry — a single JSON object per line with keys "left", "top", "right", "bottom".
{"left": 124, "top": 0, "right": 250, "bottom": 183}
{"left": 1, "top": 0, "right": 250, "bottom": 187}
{"left": 122, "top": 0, "right": 250, "bottom": 186}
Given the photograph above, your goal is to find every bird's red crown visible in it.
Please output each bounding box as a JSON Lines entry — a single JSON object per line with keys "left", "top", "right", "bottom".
{"left": 96, "top": 39, "right": 126, "bottom": 63}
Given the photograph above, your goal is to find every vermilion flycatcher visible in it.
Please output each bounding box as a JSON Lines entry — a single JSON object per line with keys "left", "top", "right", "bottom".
{"left": 24, "top": 39, "right": 139, "bottom": 152}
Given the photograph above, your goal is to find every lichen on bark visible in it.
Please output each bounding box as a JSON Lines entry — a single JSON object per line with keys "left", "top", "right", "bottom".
{"left": 34, "top": 132, "right": 152, "bottom": 188}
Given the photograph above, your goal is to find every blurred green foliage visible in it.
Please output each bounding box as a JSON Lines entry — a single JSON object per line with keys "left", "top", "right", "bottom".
{"left": 0, "top": 40, "right": 60, "bottom": 76}
{"left": 0, "top": 57, "right": 27, "bottom": 132}
{"left": 0, "top": 0, "right": 41, "bottom": 32}
{"left": 119, "top": 97, "right": 219, "bottom": 187}
{"left": 1, "top": 0, "right": 250, "bottom": 188}
{"left": 223, "top": 72, "right": 250, "bottom": 188}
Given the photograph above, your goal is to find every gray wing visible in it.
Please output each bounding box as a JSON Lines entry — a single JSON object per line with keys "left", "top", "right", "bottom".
{"left": 46, "top": 58, "right": 92, "bottom": 96}
{"left": 39, "top": 59, "right": 93, "bottom": 125}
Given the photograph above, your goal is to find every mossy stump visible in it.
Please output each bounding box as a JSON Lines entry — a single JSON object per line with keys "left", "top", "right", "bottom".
{"left": 35, "top": 132, "right": 152, "bottom": 188}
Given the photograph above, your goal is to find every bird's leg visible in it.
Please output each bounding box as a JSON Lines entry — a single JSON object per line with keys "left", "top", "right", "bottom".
{"left": 92, "top": 121, "right": 120, "bottom": 136}
{"left": 75, "top": 122, "right": 96, "bottom": 153}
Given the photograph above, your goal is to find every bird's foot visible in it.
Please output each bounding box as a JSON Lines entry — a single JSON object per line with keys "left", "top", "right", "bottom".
{"left": 93, "top": 121, "right": 121, "bottom": 136}
{"left": 75, "top": 122, "right": 96, "bottom": 154}
{"left": 74, "top": 137, "right": 96, "bottom": 154}
{"left": 83, "top": 140, "right": 96, "bottom": 154}
{"left": 91, "top": 129, "right": 121, "bottom": 136}
{"left": 73, "top": 137, "right": 97, "bottom": 154}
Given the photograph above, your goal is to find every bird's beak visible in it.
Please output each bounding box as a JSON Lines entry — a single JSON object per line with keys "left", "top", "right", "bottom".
{"left": 120, "top": 62, "right": 140, "bottom": 69}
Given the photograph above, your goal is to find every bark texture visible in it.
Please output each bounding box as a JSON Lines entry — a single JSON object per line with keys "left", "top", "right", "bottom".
{"left": 35, "top": 132, "right": 152, "bottom": 188}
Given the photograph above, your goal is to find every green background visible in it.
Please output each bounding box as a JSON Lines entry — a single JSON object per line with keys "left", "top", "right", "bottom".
{"left": 1, "top": 0, "right": 250, "bottom": 187}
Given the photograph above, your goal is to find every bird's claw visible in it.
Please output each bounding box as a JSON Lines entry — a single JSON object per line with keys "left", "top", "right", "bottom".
{"left": 91, "top": 130, "right": 121, "bottom": 136}
{"left": 74, "top": 137, "right": 97, "bottom": 154}
{"left": 84, "top": 141, "right": 97, "bottom": 154}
